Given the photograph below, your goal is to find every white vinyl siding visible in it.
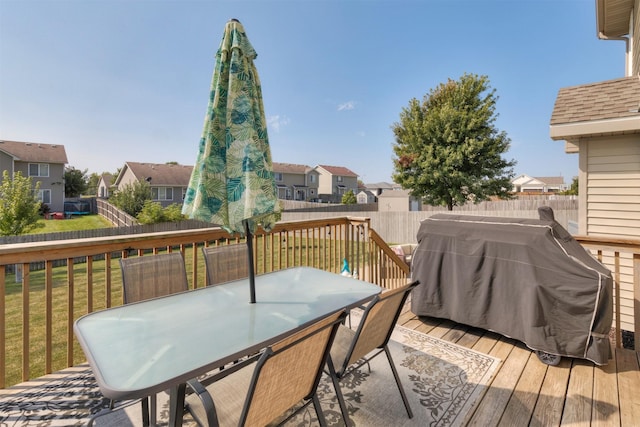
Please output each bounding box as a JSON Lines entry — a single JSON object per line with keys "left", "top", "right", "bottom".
{"left": 584, "top": 136, "right": 640, "bottom": 333}
{"left": 586, "top": 137, "right": 640, "bottom": 238}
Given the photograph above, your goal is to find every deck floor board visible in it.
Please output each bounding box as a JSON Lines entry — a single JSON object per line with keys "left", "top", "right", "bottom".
{"left": 403, "top": 300, "right": 638, "bottom": 427}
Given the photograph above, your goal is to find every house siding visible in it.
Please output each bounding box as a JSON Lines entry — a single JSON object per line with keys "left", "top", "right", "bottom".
{"left": 585, "top": 136, "right": 640, "bottom": 238}
{"left": 634, "top": 0, "right": 639, "bottom": 76}
{"left": 12, "top": 161, "right": 66, "bottom": 212}
{"left": 0, "top": 152, "right": 13, "bottom": 176}
{"left": 582, "top": 136, "right": 640, "bottom": 333}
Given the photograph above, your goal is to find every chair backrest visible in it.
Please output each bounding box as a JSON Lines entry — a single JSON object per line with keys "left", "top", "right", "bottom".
{"left": 119, "top": 252, "right": 189, "bottom": 304}
{"left": 202, "top": 245, "right": 249, "bottom": 286}
{"left": 341, "top": 281, "right": 419, "bottom": 371}
{"left": 240, "top": 309, "right": 347, "bottom": 426}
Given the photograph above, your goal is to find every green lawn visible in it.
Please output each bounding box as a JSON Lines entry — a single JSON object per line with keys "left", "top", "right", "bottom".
{"left": 29, "top": 214, "right": 113, "bottom": 234}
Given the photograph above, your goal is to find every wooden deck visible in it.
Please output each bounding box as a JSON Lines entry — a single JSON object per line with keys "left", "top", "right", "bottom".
{"left": 396, "top": 301, "right": 640, "bottom": 427}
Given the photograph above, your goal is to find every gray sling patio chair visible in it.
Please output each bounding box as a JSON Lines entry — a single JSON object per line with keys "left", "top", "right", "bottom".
{"left": 326, "top": 280, "right": 419, "bottom": 425}
{"left": 202, "top": 244, "right": 250, "bottom": 286}
{"left": 185, "top": 309, "right": 348, "bottom": 427}
{"left": 88, "top": 252, "right": 190, "bottom": 427}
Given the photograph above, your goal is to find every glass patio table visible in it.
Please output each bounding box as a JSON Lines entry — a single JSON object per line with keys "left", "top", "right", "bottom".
{"left": 74, "top": 266, "right": 381, "bottom": 426}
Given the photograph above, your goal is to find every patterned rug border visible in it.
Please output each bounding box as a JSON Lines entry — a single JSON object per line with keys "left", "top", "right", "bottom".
{"left": 0, "top": 322, "right": 501, "bottom": 426}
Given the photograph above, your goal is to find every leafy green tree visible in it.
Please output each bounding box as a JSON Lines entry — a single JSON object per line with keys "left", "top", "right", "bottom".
{"left": 392, "top": 73, "right": 516, "bottom": 210}
{"left": 341, "top": 190, "right": 357, "bottom": 204}
{"left": 563, "top": 176, "right": 578, "bottom": 195}
{"left": 0, "top": 170, "right": 44, "bottom": 236}
{"left": 110, "top": 181, "right": 152, "bottom": 217}
{"left": 86, "top": 172, "right": 101, "bottom": 196}
{"left": 137, "top": 202, "right": 185, "bottom": 224}
{"left": 64, "top": 166, "right": 88, "bottom": 197}
{"left": 162, "top": 203, "right": 185, "bottom": 222}
{"left": 137, "top": 200, "right": 165, "bottom": 224}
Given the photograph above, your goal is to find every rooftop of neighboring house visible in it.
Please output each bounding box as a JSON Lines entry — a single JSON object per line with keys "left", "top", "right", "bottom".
{"left": 512, "top": 174, "right": 565, "bottom": 186}
{"left": 115, "top": 162, "right": 193, "bottom": 186}
{"left": 99, "top": 173, "right": 113, "bottom": 186}
{"left": 315, "top": 165, "right": 358, "bottom": 177}
{"left": 272, "top": 162, "right": 313, "bottom": 174}
{"left": 364, "top": 181, "right": 401, "bottom": 191}
{"left": 533, "top": 176, "right": 565, "bottom": 185}
{"left": 377, "top": 189, "right": 412, "bottom": 198}
{"left": 0, "top": 140, "right": 68, "bottom": 164}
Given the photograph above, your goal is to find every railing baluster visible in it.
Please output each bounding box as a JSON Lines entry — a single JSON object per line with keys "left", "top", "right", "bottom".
{"left": 0, "top": 265, "right": 5, "bottom": 388}
{"left": 86, "top": 257, "right": 93, "bottom": 314}
{"left": 67, "top": 258, "right": 74, "bottom": 366}
{"left": 614, "top": 251, "right": 621, "bottom": 348}
{"left": 21, "top": 262, "right": 29, "bottom": 382}
{"left": 105, "top": 252, "right": 112, "bottom": 307}
{"left": 45, "top": 260, "right": 53, "bottom": 374}
{"left": 634, "top": 253, "right": 640, "bottom": 352}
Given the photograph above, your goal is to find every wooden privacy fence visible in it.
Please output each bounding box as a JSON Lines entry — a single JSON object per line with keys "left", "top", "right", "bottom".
{"left": 0, "top": 217, "right": 409, "bottom": 388}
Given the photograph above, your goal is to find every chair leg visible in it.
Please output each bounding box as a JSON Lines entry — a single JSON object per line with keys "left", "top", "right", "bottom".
{"left": 326, "top": 358, "right": 351, "bottom": 426}
{"left": 141, "top": 397, "right": 150, "bottom": 426}
{"left": 150, "top": 394, "right": 157, "bottom": 426}
{"left": 312, "top": 393, "right": 328, "bottom": 427}
{"left": 384, "top": 345, "right": 413, "bottom": 418}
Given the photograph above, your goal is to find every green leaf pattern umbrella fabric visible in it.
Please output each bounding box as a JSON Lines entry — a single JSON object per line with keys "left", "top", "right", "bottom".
{"left": 182, "top": 20, "right": 281, "bottom": 235}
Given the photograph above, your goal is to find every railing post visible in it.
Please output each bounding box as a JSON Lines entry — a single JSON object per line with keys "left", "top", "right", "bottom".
{"left": 635, "top": 253, "right": 640, "bottom": 352}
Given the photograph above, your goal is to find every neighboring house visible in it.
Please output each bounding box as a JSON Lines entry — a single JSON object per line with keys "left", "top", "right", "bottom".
{"left": 114, "top": 162, "right": 193, "bottom": 208}
{"left": 97, "top": 173, "right": 113, "bottom": 199}
{"left": 550, "top": 0, "right": 639, "bottom": 239}
{"left": 511, "top": 174, "right": 568, "bottom": 193}
{"left": 313, "top": 165, "right": 359, "bottom": 203}
{"left": 272, "top": 162, "right": 320, "bottom": 201}
{"left": 356, "top": 190, "right": 376, "bottom": 204}
{"left": 363, "top": 181, "right": 402, "bottom": 198}
{"left": 377, "top": 189, "right": 421, "bottom": 212}
{"left": 0, "top": 140, "right": 68, "bottom": 212}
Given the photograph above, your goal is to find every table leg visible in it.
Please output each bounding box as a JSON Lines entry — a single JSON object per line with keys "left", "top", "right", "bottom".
{"left": 168, "top": 383, "right": 186, "bottom": 427}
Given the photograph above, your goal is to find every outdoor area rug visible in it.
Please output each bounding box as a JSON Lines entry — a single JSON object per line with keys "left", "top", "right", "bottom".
{"left": 0, "top": 321, "right": 500, "bottom": 426}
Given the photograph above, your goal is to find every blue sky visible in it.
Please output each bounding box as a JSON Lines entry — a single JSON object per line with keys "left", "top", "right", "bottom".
{"left": 0, "top": 0, "right": 627, "bottom": 184}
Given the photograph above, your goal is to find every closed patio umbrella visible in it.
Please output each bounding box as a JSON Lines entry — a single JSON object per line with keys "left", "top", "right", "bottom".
{"left": 182, "top": 19, "right": 281, "bottom": 303}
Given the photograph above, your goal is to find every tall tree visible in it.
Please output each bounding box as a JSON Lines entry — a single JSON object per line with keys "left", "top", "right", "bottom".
{"left": 110, "top": 181, "right": 152, "bottom": 217}
{"left": 392, "top": 73, "right": 516, "bottom": 210}
{"left": 341, "top": 190, "right": 357, "bottom": 204}
{"left": 86, "top": 172, "right": 102, "bottom": 196}
{"left": 563, "top": 176, "right": 578, "bottom": 195}
{"left": 64, "top": 166, "right": 88, "bottom": 197}
{"left": 0, "top": 170, "right": 43, "bottom": 236}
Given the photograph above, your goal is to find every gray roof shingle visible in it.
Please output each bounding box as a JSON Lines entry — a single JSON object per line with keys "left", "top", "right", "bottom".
{"left": 0, "top": 140, "right": 68, "bottom": 164}
{"left": 550, "top": 76, "right": 640, "bottom": 125}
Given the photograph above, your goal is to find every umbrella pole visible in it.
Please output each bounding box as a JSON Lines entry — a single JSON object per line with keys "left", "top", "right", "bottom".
{"left": 244, "top": 220, "right": 257, "bottom": 303}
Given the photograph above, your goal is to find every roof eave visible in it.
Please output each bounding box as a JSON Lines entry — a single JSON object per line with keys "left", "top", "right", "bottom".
{"left": 596, "top": 0, "right": 633, "bottom": 38}
{"left": 550, "top": 115, "right": 640, "bottom": 141}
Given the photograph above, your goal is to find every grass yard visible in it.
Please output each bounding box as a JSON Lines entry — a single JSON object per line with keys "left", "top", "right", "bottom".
{"left": 29, "top": 214, "right": 113, "bottom": 234}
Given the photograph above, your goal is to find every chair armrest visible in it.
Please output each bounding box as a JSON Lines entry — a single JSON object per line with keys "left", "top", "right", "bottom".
{"left": 186, "top": 379, "right": 219, "bottom": 427}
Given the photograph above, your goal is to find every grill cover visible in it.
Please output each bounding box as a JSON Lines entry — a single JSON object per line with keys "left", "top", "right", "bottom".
{"left": 410, "top": 212, "right": 613, "bottom": 365}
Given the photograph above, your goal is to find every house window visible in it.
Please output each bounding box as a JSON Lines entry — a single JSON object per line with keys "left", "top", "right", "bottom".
{"left": 152, "top": 187, "right": 173, "bottom": 201}
{"left": 29, "top": 163, "right": 49, "bottom": 177}
{"left": 274, "top": 172, "right": 283, "bottom": 182}
{"left": 337, "top": 176, "right": 343, "bottom": 182}
{"left": 36, "top": 189, "right": 51, "bottom": 204}
{"left": 309, "top": 174, "right": 316, "bottom": 183}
